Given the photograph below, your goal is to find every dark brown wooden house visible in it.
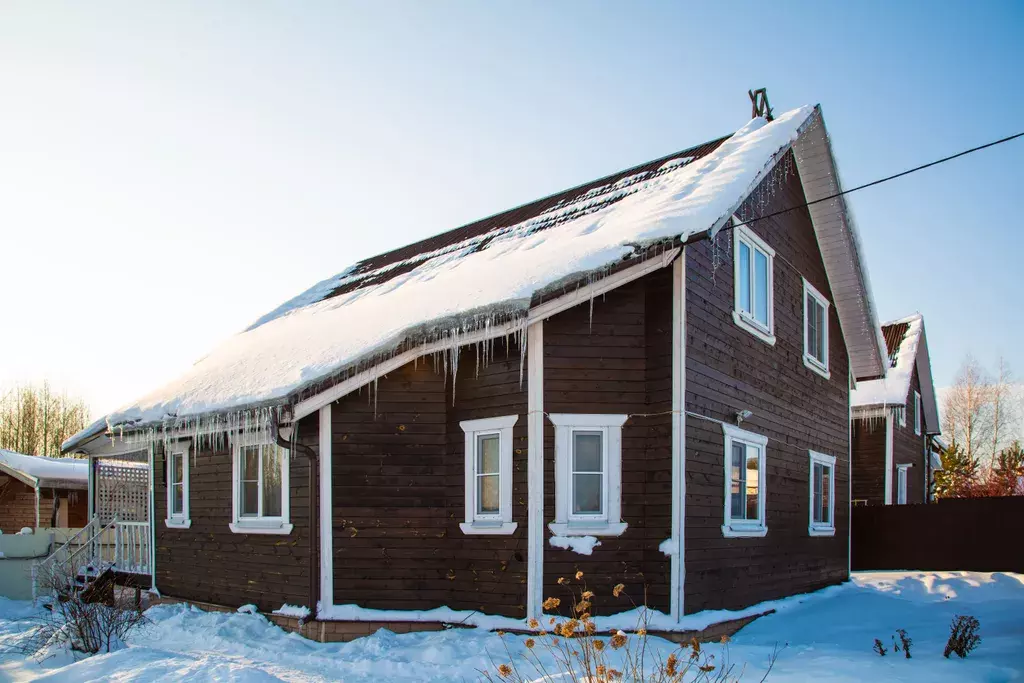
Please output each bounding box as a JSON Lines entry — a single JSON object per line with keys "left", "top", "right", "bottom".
{"left": 0, "top": 449, "right": 88, "bottom": 533}
{"left": 851, "top": 314, "right": 942, "bottom": 505}
{"left": 62, "top": 103, "right": 890, "bottom": 636}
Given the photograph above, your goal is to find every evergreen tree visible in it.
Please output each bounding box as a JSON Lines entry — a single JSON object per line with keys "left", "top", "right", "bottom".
{"left": 991, "top": 441, "right": 1024, "bottom": 496}
{"left": 933, "top": 441, "right": 981, "bottom": 499}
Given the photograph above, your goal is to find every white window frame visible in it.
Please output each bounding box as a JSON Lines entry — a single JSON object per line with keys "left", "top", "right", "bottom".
{"left": 164, "top": 441, "right": 191, "bottom": 529}
{"left": 721, "top": 423, "right": 768, "bottom": 537}
{"left": 802, "top": 278, "right": 831, "bottom": 379}
{"left": 229, "top": 435, "right": 292, "bottom": 535}
{"left": 732, "top": 220, "right": 776, "bottom": 345}
{"left": 548, "top": 414, "right": 628, "bottom": 537}
{"left": 896, "top": 464, "right": 911, "bottom": 505}
{"left": 914, "top": 391, "right": 922, "bottom": 436}
{"left": 808, "top": 451, "right": 836, "bottom": 536}
{"left": 459, "top": 415, "right": 518, "bottom": 535}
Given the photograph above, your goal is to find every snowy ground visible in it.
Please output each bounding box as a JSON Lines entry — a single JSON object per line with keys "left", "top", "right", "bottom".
{"left": 0, "top": 572, "right": 1021, "bottom": 682}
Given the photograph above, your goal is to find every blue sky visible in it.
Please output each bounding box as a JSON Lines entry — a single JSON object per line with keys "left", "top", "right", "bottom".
{"left": 0, "top": 1, "right": 1021, "bottom": 416}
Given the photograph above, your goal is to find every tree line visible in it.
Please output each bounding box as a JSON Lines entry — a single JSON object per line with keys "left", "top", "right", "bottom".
{"left": 0, "top": 383, "right": 91, "bottom": 457}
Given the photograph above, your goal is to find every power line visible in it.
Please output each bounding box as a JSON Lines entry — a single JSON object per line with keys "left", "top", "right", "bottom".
{"left": 723, "top": 130, "right": 1024, "bottom": 234}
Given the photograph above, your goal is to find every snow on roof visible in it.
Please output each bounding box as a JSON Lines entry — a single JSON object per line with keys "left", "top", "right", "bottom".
{"left": 66, "top": 105, "right": 819, "bottom": 450}
{"left": 0, "top": 449, "right": 88, "bottom": 487}
{"left": 851, "top": 313, "right": 924, "bottom": 409}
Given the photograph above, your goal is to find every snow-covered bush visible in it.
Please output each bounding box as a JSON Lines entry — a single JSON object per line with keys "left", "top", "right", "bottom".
{"left": 483, "top": 572, "right": 781, "bottom": 682}
{"left": 944, "top": 615, "right": 981, "bottom": 659}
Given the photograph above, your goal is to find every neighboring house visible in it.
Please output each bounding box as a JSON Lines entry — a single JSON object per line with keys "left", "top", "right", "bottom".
{"left": 62, "top": 103, "right": 887, "bottom": 634}
{"left": 0, "top": 449, "right": 88, "bottom": 533}
{"left": 850, "top": 314, "right": 942, "bottom": 505}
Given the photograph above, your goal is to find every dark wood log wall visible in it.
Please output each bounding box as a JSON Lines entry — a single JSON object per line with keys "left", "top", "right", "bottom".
{"left": 153, "top": 418, "right": 316, "bottom": 613}
{"left": 892, "top": 367, "right": 926, "bottom": 504}
{"left": 683, "top": 155, "right": 851, "bottom": 613}
{"left": 852, "top": 419, "right": 886, "bottom": 506}
{"left": 330, "top": 344, "right": 528, "bottom": 618}
{"left": 0, "top": 479, "right": 38, "bottom": 532}
{"left": 541, "top": 275, "right": 674, "bottom": 615}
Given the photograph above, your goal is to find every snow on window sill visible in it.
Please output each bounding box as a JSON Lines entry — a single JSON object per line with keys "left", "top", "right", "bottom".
{"left": 459, "top": 521, "right": 518, "bottom": 536}
{"left": 808, "top": 525, "right": 835, "bottom": 537}
{"left": 721, "top": 523, "right": 768, "bottom": 538}
{"left": 732, "top": 311, "right": 776, "bottom": 346}
{"left": 802, "top": 355, "right": 831, "bottom": 380}
{"left": 549, "top": 534, "right": 601, "bottom": 555}
{"left": 229, "top": 521, "right": 293, "bottom": 535}
{"left": 548, "top": 521, "right": 627, "bottom": 538}
{"left": 164, "top": 519, "right": 192, "bottom": 529}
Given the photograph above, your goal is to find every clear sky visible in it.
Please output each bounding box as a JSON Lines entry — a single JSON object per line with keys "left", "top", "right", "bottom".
{"left": 0, "top": 1, "right": 1021, "bottom": 419}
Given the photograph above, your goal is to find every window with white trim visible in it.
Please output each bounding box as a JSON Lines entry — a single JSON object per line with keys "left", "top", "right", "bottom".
{"left": 914, "top": 391, "right": 922, "bottom": 436}
{"left": 230, "top": 438, "right": 292, "bottom": 534}
{"left": 549, "top": 414, "right": 628, "bottom": 537}
{"left": 896, "top": 464, "right": 910, "bottom": 505}
{"left": 165, "top": 441, "right": 191, "bottom": 529}
{"left": 802, "top": 278, "right": 830, "bottom": 378}
{"left": 459, "top": 415, "right": 518, "bottom": 535}
{"left": 733, "top": 220, "right": 776, "bottom": 344}
{"left": 722, "top": 423, "right": 768, "bottom": 537}
{"left": 808, "top": 451, "right": 836, "bottom": 536}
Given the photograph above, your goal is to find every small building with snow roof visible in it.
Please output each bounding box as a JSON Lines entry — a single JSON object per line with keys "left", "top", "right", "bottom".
{"left": 850, "top": 313, "right": 943, "bottom": 505}
{"left": 60, "top": 99, "right": 891, "bottom": 638}
{"left": 0, "top": 449, "right": 88, "bottom": 533}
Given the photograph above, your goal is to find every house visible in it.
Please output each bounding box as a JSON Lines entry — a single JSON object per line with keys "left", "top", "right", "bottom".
{"left": 61, "top": 102, "right": 888, "bottom": 636}
{"left": 850, "top": 314, "right": 942, "bottom": 505}
{"left": 0, "top": 449, "right": 88, "bottom": 533}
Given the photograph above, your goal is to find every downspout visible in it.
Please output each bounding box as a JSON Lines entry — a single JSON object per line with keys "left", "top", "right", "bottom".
{"left": 276, "top": 422, "right": 318, "bottom": 618}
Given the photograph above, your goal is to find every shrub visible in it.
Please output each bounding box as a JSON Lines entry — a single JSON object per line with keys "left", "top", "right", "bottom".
{"left": 944, "top": 615, "right": 981, "bottom": 659}
{"left": 896, "top": 629, "right": 912, "bottom": 659}
{"left": 873, "top": 638, "right": 886, "bottom": 656}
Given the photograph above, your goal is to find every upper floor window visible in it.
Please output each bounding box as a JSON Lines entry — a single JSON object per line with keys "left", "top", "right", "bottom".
{"left": 914, "top": 391, "right": 922, "bottom": 436}
{"left": 732, "top": 221, "right": 776, "bottom": 345}
{"left": 896, "top": 464, "right": 911, "bottom": 505}
{"left": 230, "top": 438, "right": 292, "bottom": 535}
{"left": 722, "top": 423, "right": 768, "bottom": 537}
{"left": 549, "top": 414, "right": 628, "bottom": 537}
{"left": 165, "top": 441, "right": 191, "bottom": 529}
{"left": 459, "top": 415, "right": 518, "bottom": 535}
{"left": 808, "top": 451, "right": 836, "bottom": 536}
{"left": 802, "top": 278, "right": 831, "bottom": 379}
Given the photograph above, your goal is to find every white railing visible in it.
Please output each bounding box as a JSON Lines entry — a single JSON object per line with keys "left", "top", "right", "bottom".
{"left": 32, "top": 515, "right": 112, "bottom": 602}
{"left": 114, "top": 521, "right": 151, "bottom": 575}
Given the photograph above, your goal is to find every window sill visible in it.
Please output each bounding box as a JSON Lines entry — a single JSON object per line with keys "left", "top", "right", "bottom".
{"left": 732, "top": 311, "right": 776, "bottom": 346}
{"left": 459, "top": 521, "right": 518, "bottom": 536}
{"left": 548, "top": 521, "right": 628, "bottom": 537}
{"left": 802, "top": 355, "right": 831, "bottom": 380}
{"left": 164, "top": 519, "right": 192, "bottom": 529}
{"left": 721, "top": 524, "right": 768, "bottom": 538}
{"left": 808, "top": 526, "right": 836, "bottom": 537}
{"left": 228, "top": 522, "right": 294, "bottom": 535}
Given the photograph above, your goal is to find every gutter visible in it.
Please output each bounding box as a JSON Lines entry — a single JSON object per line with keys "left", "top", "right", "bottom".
{"left": 274, "top": 419, "right": 319, "bottom": 620}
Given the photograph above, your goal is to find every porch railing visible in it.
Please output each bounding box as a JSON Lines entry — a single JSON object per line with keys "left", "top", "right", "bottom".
{"left": 114, "top": 521, "right": 151, "bottom": 575}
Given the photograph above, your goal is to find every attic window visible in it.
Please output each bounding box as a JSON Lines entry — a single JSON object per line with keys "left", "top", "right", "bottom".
{"left": 802, "top": 278, "right": 830, "bottom": 379}
{"left": 914, "top": 391, "right": 922, "bottom": 436}
{"left": 732, "top": 220, "right": 776, "bottom": 345}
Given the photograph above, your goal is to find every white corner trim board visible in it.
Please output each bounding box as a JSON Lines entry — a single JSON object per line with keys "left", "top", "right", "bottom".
{"left": 319, "top": 403, "right": 334, "bottom": 614}
{"left": 526, "top": 320, "right": 545, "bottom": 621}
{"left": 459, "top": 415, "right": 518, "bottom": 536}
{"left": 670, "top": 253, "right": 686, "bottom": 620}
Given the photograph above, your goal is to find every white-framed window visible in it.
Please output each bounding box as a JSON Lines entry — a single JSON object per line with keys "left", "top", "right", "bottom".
{"left": 722, "top": 423, "right": 768, "bottom": 537}
{"left": 896, "top": 464, "right": 911, "bottom": 505}
{"left": 548, "top": 414, "right": 628, "bottom": 537}
{"left": 808, "top": 451, "right": 836, "bottom": 536}
{"left": 732, "top": 220, "right": 776, "bottom": 345}
{"left": 802, "top": 278, "right": 830, "bottom": 379}
{"left": 459, "top": 415, "right": 518, "bottom": 535}
{"left": 165, "top": 441, "right": 191, "bottom": 529}
{"left": 914, "top": 391, "right": 922, "bottom": 436}
{"left": 230, "top": 437, "right": 292, "bottom": 535}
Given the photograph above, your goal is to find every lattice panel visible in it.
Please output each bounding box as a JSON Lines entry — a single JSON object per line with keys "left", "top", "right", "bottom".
{"left": 96, "top": 459, "right": 150, "bottom": 524}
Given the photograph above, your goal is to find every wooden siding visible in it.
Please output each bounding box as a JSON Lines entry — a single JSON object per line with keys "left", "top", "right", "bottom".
{"left": 852, "top": 419, "right": 887, "bottom": 505}
{"left": 152, "top": 420, "right": 316, "bottom": 613}
{"left": 331, "top": 344, "right": 528, "bottom": 618}
{"left": 892, "top": 367, "right": 927, "bottom": 504}
{"left": 683, "top": 156, "right": 851, "bottom": 613}
{"left": 0, "top": 479, "right": 85, "bottom": 531}
{"left": 541, "top": 274, "right": 674, "bottom": 615}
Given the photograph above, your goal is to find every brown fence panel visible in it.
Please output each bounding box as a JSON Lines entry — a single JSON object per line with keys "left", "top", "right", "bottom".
{"left": 851, "top": 497, "right": 1024, "bottom": 572}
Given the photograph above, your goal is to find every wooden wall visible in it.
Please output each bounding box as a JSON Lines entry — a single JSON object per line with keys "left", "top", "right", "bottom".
{"left": 683, "top": 155, "right": 851, "bottom": 613}
{"left": 0, "top": 479, "right": 37, "bottom": 532}
{"left": 153, "top": 419, "right": 316, "bottom": 613}
{"left": 330, "top": 344, "right": 528, "bottom": 618}
{"left": 892, "top": 367, "right": 927, "bottom": 504}
{"left": 852, "top": 419, "right": 887, "bottom": 505}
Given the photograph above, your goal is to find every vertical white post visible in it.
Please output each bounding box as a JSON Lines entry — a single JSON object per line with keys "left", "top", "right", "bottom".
{"left": 847, "top": 383, "right": 853, "bottom": 578}
{"left": 670, "top": 255, "right": 687, "bottom": 620}
{"left": 526, "top": 321, "right": 545, "bottom": 621}
{"left": 34, "top": 486, "right": 41, "bottom": 530}
{"left": 148, "top": 445, "right": 156, "bottom": 589}
{"left": 319, "top": 404, "right": 334, "bottom": 616}
{"left": 884, "top": 413, "right": 894, "bottom": 505}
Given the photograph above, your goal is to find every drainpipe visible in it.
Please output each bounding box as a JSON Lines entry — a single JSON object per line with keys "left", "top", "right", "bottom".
{"left": 275, "top": 420, "right": 318, "bottom": 620}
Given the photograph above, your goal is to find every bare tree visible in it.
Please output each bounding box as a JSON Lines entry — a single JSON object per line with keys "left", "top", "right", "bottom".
{"left": 942, "top": 356, "right": 993, "bottom": 464}
{"left": 0, "top": 383, "right": 90, "bottom": 456}
{"left": 989, "top": 358, "right": 1020, "bottom": 461}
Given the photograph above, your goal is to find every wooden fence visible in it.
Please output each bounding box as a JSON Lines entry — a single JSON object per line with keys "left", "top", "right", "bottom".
{"left": 851, "top": 496, "right": 1024, "bottom": 572}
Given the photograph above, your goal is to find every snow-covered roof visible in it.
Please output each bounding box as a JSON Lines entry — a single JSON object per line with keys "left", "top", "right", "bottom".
{"left": 851, "top": 313, "right": 940, "bottom": 432}
{"left": 0, "top": 449, "right": 88, "bottom": 488}
{"left": 65, "top": 103, "right": 885, "bottom": 451}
